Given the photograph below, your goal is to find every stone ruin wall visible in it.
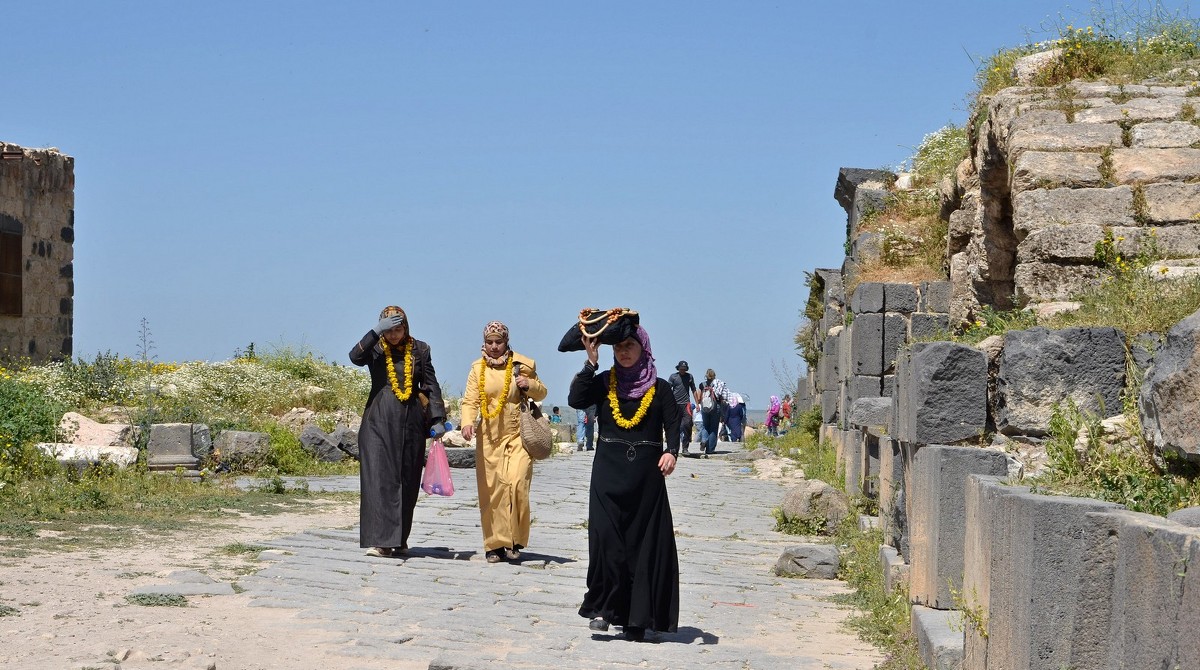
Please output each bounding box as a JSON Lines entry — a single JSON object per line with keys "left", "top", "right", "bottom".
{"left": 793, "top": 80, "right": 1200, "bottom": 669}
{"left": 0, "top": 142, "right": 75, "bottom": 362}
{"left": 950, "top": 81, "right": 1200, "bottom": 323}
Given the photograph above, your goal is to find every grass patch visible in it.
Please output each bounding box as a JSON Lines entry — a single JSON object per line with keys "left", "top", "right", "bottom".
{"left": 220, "top": 542, "right": 269, "bottom": 556}
{"left": 0, "top": 604, "right": 19, "bottom": 617}
{"left": 124, "top": 593, "right": 188, "bottom": 607}
{"left": 0, "top": 466, "right": 355, "bottom": 554}
{"left": 1028, "top": 400, "right": 1200, "bottom": 515}
{"left": 849, "top": 188, "right": 948, "bottom": 297}
{"left": 831, "top": 518, "right": 922, "bottom": 669}
{"left": 974, "top": 8, "right": 1200, "bottom": 101}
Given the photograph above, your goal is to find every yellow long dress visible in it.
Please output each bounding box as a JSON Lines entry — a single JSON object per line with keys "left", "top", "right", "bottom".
{"left": 460, "top": 352, "right": 548, "bottom": 552}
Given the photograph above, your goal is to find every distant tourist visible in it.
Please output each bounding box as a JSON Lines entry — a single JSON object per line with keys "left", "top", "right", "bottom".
{"left": 697, "top": 369, "right": 728, "bottom": 457}
{"left": 350, "top": 306, "right": 446, "bottom": 559}
{"left": 549, "top": 407, "right": 563, "bottom": 424}
{"left": 765, "top": 395, "right": 783, "bottom": 437}
{"left": 459, "top": 321, "right": 548, "bottom": 564}
{"left": 576, "top": 404, "right": 596, "bottom": 451}
{"left": 667, "top": 360, "right": 698, "bottom": 454}
{"left": 568, "top": 326, "right": 680, "bottom": 642}
{"left": 781, "top": 394, "right": 793, "bottom": 430}
{"left": 726, "top": 393, "right": 747, "bottom": 442}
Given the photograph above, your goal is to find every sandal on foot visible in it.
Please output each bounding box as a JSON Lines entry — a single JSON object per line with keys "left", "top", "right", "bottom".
{"left": 366, "top": 547, "right": 393, "bottom": 558}
{"left": 588, "top": 618, "right": 610, "bottom": 631}
{"left": 505, "top": 547, "right": 521, "bottom": 560}
{"left": 485, "top": 549, "right": 503, "bottom": 564}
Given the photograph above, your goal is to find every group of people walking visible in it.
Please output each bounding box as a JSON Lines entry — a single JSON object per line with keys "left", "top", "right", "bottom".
{"left": 667, "top": 362, "right": 749, "bottom": 454}
{"left": 350, "top": 306, "right": 681, "bottom": 641}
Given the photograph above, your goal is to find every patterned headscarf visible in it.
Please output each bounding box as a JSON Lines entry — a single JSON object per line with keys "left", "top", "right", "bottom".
{"left": 481, "top": 320, "right": 510, "bottom": 366}
{"left": 768, "top": 395, "right": 781, "bottom": 414}
{"left": 728, "top": 393, "right": 742, "bottom": 409}
{"left": 483, "top": 321, "right": 509, "bottom": 341}
{"left": 613, "top": 325, "right": 657, "bottom": 399}
{"left": 379, "top": 305, "right": 407, "bottom": 322}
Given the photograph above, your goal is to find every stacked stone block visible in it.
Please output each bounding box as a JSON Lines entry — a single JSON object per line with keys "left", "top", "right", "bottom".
{"left": 0, "top": 142, "right": 74, "bottom": 362}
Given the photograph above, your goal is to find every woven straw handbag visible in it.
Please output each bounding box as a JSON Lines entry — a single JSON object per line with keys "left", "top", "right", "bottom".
{"left": 519, "top": 397, "right": 553, "bottom": 460}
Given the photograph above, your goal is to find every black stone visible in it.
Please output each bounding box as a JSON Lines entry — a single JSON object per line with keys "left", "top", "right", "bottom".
{"left": 28, "top": 339, "right": 36, "bottom": 354}
{"left": 37, "top": 241, "right": 45, "bottom": 256}
{"left": 59, "top": 298, "right": 71, "bottom": 314}
{"left": 59, "top": 263, "right": 72, "bottom": 279}
{"left": 60, "top": 227, "right": 74, "bottom": 243}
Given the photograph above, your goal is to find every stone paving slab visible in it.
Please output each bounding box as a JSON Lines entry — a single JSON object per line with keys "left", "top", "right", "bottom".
{"left": 237, "top": 443, "right": 883, "bottom": 669}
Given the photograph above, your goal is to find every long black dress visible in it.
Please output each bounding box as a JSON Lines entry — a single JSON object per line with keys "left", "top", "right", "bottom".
{"left": 350, "top": 331, "right": 445, "bottom": 549}
{"left": 568, "top": 362, "right": 681, "bottom": 632}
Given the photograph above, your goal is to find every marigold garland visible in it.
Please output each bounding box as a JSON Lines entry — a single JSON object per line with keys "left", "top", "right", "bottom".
{"left": 608, "top": 367, "right": 655, "bottom": 429}
{"left": 478, "top": 353, "right": 514, "bottom": 420}
{"left": 379, "top": 339, "right": 414, "bottom": 401}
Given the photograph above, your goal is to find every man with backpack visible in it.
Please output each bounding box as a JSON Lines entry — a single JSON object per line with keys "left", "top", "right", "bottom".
{"left": 697, "top": 369, "right": 728, "bottom": 457}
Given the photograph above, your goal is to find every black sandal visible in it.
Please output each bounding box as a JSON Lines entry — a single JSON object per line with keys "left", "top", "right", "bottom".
{"left": 588, "top": 618, "right": 609, "bottom": 631}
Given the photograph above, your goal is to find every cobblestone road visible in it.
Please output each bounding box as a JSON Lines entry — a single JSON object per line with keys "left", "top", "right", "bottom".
{"left": 238, "top": 443, "right": 882, "bottom": 670}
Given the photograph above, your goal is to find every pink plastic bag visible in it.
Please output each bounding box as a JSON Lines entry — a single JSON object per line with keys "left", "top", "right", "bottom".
{"left": 421, "top": 440, "right": 455, "bottom": 496}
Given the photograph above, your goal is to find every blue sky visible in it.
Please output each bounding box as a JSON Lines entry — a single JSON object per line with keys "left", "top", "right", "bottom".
{"left": 5, "top": 1, "right": 1193, "bottom": 410}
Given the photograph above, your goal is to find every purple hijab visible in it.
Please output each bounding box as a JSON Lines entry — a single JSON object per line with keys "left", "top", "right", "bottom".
{"left": 613, "top": 325, "right": 657, "bottom": 398}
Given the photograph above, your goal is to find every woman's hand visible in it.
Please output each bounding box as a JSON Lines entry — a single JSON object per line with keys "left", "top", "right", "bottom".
{"left": 658, "top": 452, "right": 677, "bottom": 476}
{"left": 583, "top": 335, "right": 600, "bottom": 367}
{"left": 462, "top": 424, "right": 475, "bottom": 442}
{"left": 515, "top": 375, "right": 530, "bottom": 392}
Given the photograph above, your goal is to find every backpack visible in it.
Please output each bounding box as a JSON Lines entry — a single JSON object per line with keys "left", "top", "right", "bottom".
{"left": 701, "top": 383, "right": 718, "bottom": 413}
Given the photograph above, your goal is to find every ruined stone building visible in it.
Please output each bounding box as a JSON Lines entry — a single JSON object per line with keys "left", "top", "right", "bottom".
{"left": 0, "top": 142, "right": 74, "bottom": 362}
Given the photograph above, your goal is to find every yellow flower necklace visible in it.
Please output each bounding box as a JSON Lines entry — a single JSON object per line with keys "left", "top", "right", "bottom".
{"left": 379, "top": 339, "right": 414, "bottom": 401}
{"left": 608, "top": 367, "right": 656, "bottom": 429}
{"left": 478, "top": 353, "right": 514, "bottom": 420}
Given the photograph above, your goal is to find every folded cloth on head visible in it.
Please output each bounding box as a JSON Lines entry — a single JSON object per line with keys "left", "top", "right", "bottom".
{"left": 557, "top": 308, "right": 640, "bottom": 352}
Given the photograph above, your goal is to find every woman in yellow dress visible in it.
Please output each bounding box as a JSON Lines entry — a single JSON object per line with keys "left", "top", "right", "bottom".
{"left": 460, "top": 321, "right": 548, "bottom": 564}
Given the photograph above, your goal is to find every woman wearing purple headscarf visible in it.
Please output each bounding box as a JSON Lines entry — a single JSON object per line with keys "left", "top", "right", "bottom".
{"left": 568, "top": 325, "right": 681, "bottom": 642}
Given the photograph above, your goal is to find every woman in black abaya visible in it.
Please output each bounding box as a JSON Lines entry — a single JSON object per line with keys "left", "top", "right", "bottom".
{"left": 568, "top": 325, "right": 680, "bottom": 642}
{"left": 350, "top": 305, "right": 446, "bottom": 558}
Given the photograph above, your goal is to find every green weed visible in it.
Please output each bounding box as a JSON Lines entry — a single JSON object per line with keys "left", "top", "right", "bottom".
{"left": 125, "top": 593, "right": 187, "bottom": 607}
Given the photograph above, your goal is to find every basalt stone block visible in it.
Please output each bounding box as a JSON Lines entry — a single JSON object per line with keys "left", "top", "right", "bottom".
{"left": 850, "top": 313, "right": 884, "bottom": 375}
{"left": 299, "top": 425, "right": 345, "bottom": 462}
{"left": 997, "top": 326, "right": 1127, "bottom": 437}
{"left": 843, "top": 430, "right": 865, "bottom": 497}
{"left": 1139, "top": 307, "right": 1200, "bottom": 459}
{"left": 884, "top": 283, "right": 918, "bottom": 314}
{"left": 147, "top": 423, "right": 199, "bottom": 471}
{"left": 329, "top": 426, "right": 360, "bottom": 460}
{"left": 881, "top": 374, "right": 894, "bottom": 398}
{"left": 919, "top": 281, "right": 952, "bottom": 314}
{"left": 848, "top": 375, "right": 882, "bottom": 404}
{"left": 819, "top": 328, "right": 842, "bottom": 391}
{"left": 849, "top": 186, "right": 889, "bottom": 232}
{"left": 834, "top": 167, "right": 893, "bottom": 215}
{"left": 895, "top": 342, "right": 988, "bottom": 446}
{"left": 849, "top": 397, "right": 891, "bottom": 429}
{"left": 213, "top": 430, "right": 270, "bottom": 460}
{"left": 1076, "top": 510, "right": 1200, "bottom": 669}
{"left": 880, "top": 437, "right": 906, "bottom": 551}
{"left": 815, "top": 268, "right": 845, "bottom": 306}
{"left": 910, "top": 312, "right": 950, "bottom": 341}
{"left": 912, "top": 606, "right": 964, "bottom": 670}
{"left": 880, "top": 544, "right": 909, "bottom": 594}
{"left": 963, "top": 476, "right": 1123, "bottom": 670}
{"left": 908, "top": 446, "right": 1009, "bottom": 610}
{"left": 883, "top": 313, "right": 907, "bottom": 373}
{"left": 851, "top": 282, "right": 885, "bottom": 314}
{"left": 820, "top": 391, "right": 838, "bottom": 424}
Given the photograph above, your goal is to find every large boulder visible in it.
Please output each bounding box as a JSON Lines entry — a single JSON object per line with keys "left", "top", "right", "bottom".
{"left": 36, "top": 443, "right": 139, "bottom": 469}
{"left": 773, "top": 544, "right": 840, "bottom": 579}
{"left": 212, "top": 430, "right": 271, "bottom": 461}
{"left": 780, "top": 479, "right": 851, "bottom": 535}
{"left": 1140, "top": 307, "right": 1200, "bottom": 459}
{"left": 997, "top": 327, "right": 1126, "bottom": 437}
{"left": 57, "top": 412, "right": 133, "bottom": 447}
{"left": 329, "top": 425, "right": 359, "bottom": 460}
{"left": 299, "top": 425, "right": 344, "bottom": 462}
